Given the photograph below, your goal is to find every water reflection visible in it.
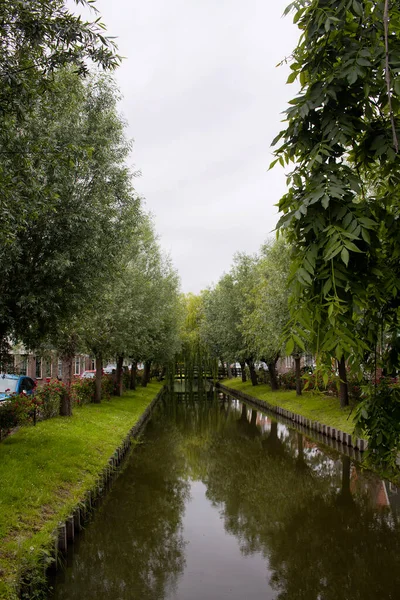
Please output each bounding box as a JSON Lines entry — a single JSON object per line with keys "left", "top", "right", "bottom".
{"left": 52, "top": 389, "right": 400, "bottom": 600}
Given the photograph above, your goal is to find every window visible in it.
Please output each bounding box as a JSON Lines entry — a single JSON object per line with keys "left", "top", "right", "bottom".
{"left": 45, "top": 361, "right": 52, "bottom": 378}
{"left": 58, "top": 359, "right": 62, "bottom": 379}
{"left": 90, "top": 358, "right": 95, "bottom": 371}
{"left": 74, "top": 357, "right": 80, "bottom": 376}
{"left": 35, "top": 357, "right": 42, "bottom": 379}
{"left": 305, "top": 354, "right": 314, "bottom": 366}
{"left": 18, "top": 357, "right": 27, "bottom": 376}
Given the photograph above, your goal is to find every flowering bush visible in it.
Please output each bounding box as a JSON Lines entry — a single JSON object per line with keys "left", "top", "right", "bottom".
{"left": 35, "top": 379, "right": 65, "bottom": 419}
{"left": 0, "top": 396, "right": 21, "bottom": 434}
{"left": 278, "top": 371, "right": 297, "bottom": 390}
{"left": 71, "top": 377, "right": 95, "bottom": 406}
{"left": 0, "top": 373, "right": 119, "bottom": 441}
{"left": 102, "top": 375, "right": 114, "bottom": 400}
{"left": 0, "top": 393, "right": 40, "bottom": 438}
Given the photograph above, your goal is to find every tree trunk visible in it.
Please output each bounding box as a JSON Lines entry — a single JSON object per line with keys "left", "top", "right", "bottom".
{"left": 219, "top": 358, "right": 226, "bottom": 378}
{"left": 267, "top": 358, "right": 279, "bottom": 391}
{"left": 247, "top": 359, "right": 258, "bottom": 386}
{"left": 157, "top": 365, "right": 166, "bottom": 382}
{"left": 227, "top": 363, "right": 232, "bottom": 379}
{"left": 94, "top": 354, "right": 102, "bottom": 404}
{"left": 60, "top": 356, "right": 73, "bottom": 416}
{"left": 240, "top": 361, "right": 247, "bottom": 383}
{"left": 338, "top": 355, "right": 349, "bottom": 407}
{"left": 130, "top": 361, "right": 137, "bottom": 390}
{"left": 295, "top": 354, "right": 302, "bottom": 396}
{"left": 115, "top": 355, "right": 124, "bottom": 397}
{"left": 142, "top": 360, "right": 151, "bottom": 387}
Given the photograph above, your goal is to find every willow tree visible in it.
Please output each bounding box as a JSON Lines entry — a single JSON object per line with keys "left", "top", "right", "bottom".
{"left": 17, "top": 70, "right": 140, "bottom": 413}
{"left": 201, "top": 275, "right": 248, "bottom": 382}
{"left": 179, "top": 294, "right": 209, "bottom": 382}
{"left": 242, "top": 239, "right": 292, "bottom": 391}
{"left": 0, "top": 1, "right": 119, "bottom": 350}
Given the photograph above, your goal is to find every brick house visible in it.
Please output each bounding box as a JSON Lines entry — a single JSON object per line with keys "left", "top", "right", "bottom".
{"left": 277, "top": 353, "right": 315, "bottom": 375}
{"left": 10, "top": 347, "right": 94, "bottom": 383}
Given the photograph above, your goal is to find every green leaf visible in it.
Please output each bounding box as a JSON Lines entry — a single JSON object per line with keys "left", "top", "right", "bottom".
{"left": 286, "top": 338, "right": 295, "bottom": 356}
{"left": 352, "top": 0, "right": 363, "bottom": 17}
{"left": 344, "top": 241, "right": 362, "bottom": 253}
{"left": 341, "top": 247, "right": 349, "bottom": 266}
{"left": 268, "top": 158, "right": 279, "bottom": 170}
{"left": 323, "top": 278, "right": 332, "bottom": 296}
{"left": 361, "top": 228, "right": 370, "bottom": 244}
{"left": 321, "top": 194, "right": 329, "bottom": 209}
{"left": 292, "top": 334, "right": 305, "bottom": 351}
{"left": 298, "top": 268, "right": 312, "bottom": 285}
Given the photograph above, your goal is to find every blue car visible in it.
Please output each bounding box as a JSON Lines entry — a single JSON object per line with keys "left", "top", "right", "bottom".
{"left": 0, "top": 374, "right": 36, "bottom": 402}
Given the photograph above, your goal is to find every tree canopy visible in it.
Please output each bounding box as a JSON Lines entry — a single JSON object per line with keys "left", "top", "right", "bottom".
{"left": 270, "top": 0, "right": 400, "bottom": 461}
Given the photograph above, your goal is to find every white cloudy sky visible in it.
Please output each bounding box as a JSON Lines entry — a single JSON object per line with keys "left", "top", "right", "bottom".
{"left": 76, "top": 0, "right": 300, "bottom": 293}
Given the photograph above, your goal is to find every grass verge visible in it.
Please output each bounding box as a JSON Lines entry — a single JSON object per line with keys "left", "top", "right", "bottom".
{"left": 0, "top": 382, "right": 163, "bottom": 599}
{"left": 220, "top": 379, "right": 355, "bottom": 434}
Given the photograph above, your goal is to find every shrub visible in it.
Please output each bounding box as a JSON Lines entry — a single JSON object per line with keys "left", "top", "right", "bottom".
{"left": 136, "top": 370, "right": 143, "bottom": 386}
{"left": 0, "top": 393, "right": 39, "bottom": 439}
{"left": 71, "top": 377, "right": 95, "bottom": 406}
{"left": 278, "top": 371, "right": 296, "bottom": 390}
{"left": 0, "top": 397, "right": 20, "bottom": 435}
{"left": 101, "top": 375, "right": 114, "bottom": 400}
{"left": 354, "top": 378, "right": 400, "bottom": 469}
{"left": 35, "top": 379, "right": 65, "bottom": 419}
{"left": 347, "top": 371, "right": 365, "bottom": 402}
{"left": 122, "top": 370, "right": 130, "bottom": 391}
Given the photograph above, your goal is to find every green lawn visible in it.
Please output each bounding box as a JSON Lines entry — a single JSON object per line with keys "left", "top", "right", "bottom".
{"left": 221, "top": 379, "right": 355, "bottom": 434}
{"left": 0, "top": 382, "right": 162, "bottom": 599}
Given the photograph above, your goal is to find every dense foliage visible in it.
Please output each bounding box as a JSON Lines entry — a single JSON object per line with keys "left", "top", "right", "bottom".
{"left": 268, "top": 0, "right": 400, "bottom": 464}
{"left": 1, "top": 1, "right": 182, "bottom": 416}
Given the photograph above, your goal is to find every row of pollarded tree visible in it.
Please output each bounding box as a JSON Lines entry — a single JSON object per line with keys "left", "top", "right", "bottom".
{"left": 199, "top": 239, "right": 305, "bottom": 394}
{"left": 178, "top": 240, "right": 305, "bottom": 395}
{"left": 0, "top": 2, "right": 182, "bottom": 416}
{"left": 186, "top": 237, "right": 371, "bottom": 410}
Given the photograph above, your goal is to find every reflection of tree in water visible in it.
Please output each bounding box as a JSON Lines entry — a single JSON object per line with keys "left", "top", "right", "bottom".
{"left": 54, "top": 395, "right": 400, "bottom": 600}
{"left": 205, "top": 406, "right": 400, "bottom": 600}
{"left": 53, "top": 415, "right": 190, "bottom": 600}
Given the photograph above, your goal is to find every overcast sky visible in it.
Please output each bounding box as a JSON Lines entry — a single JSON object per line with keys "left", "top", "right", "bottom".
{"left": 77, "top": 0, "right": 300, "bottom": 293}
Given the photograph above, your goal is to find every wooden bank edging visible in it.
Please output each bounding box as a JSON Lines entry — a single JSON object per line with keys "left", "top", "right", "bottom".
{"left": 216, "top": 382, "right": 368, "bottom": 458}
{"left": 18, "top": 386, "right": 165, "bottom": 599}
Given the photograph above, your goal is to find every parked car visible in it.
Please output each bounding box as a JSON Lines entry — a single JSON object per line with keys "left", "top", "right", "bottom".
{"left": 80, "top": 370, "right": 96, "bottom": 379}
{"left": 103, "top": 364, "right": 117, "bottom": 374}
{"left": 0, "top": 374, "right": 36, "bottom": 402}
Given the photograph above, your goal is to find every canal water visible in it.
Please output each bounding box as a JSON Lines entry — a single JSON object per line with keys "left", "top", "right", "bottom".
{"left": 52, "top": 384, "right": 400, "bottom": 600}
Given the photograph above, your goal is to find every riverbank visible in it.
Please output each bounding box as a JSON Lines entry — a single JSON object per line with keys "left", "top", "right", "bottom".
{"left": 0, "top": 382, "right": 163, "bottom": 600}
{"left": 220, "top": 379, "right": 355, "bottom": 434}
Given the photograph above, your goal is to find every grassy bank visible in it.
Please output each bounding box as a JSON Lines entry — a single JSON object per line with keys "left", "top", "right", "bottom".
{"left": 0, "top": 382, "right": 163, "bottom": 599}
{"left": 221, "top": 379, "right": 355, "bottom": 434}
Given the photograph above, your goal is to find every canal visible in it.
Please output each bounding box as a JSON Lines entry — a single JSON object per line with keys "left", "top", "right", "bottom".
{"left": 52, "top": 384, "right": 400, "bottom": 599}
